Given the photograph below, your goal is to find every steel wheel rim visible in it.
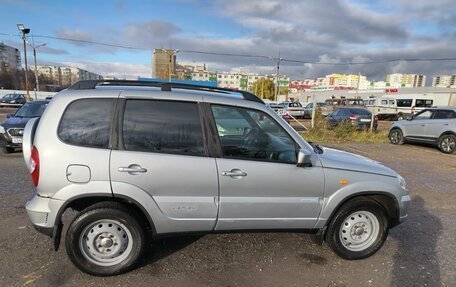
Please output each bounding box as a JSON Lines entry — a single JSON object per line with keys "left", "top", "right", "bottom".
{"left": 79, "top": 219, "right": 133, "bottom": 266}
{"left": 441, "top": 137, "right": 455, "bottom": 152}
{"left": 390, "top": 130, "right": 400, "bottom": 144}
{"left": 339, "top": 211, "right": 380, "bottom": 252}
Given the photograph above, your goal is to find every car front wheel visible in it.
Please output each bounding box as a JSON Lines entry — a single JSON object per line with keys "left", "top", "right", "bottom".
{"left": 326, "top": 198, "right": 388, "bottom": 260}
{"left": 389, "top": 129, "right": 404, "bottom": 145}
{"left": 66, "top": 203, "right": 145, "bottom": 276}
{"left": 438, "top": 134, "right": 456, "bottom": 154}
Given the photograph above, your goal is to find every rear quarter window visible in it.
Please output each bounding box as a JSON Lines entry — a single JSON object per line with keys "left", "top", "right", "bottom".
{"left": 58, "top": 98, "right": 115, "bottom": 148}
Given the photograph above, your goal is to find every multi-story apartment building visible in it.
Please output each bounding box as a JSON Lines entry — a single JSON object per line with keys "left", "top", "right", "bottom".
{"left": 0, "top": 43, "right": 21, "bottom": 71}
{"left": 386, "top": 73, "right": 426, "bottom": 88}
{"left": 324, "top": 74, "right": 370, "bottom": 90}
{"left": 191, "top": 71, "right": 289, "bottom": 92}
{"left": 432, "top": 75, "right": 454, "bottom": 87}
{"left": 36, "top": 65, "right": 103, "bottom": 87}
{"left": 152, "top": 49, "right": 176, "bottom": 79}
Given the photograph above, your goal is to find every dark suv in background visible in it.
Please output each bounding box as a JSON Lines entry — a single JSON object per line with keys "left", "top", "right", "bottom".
{"left": 0, "top": 100, "right": 49, "bottom": 153}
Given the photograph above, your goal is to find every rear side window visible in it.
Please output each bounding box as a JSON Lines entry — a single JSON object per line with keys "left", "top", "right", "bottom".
{"left": 58, "top": 99, "right": 115, "bottom": 148}
{"left": 434, "top": 110, "right": 456, "bottom": 119}
{"left": 122, "top": 100, "right": 205, "bottom": 156}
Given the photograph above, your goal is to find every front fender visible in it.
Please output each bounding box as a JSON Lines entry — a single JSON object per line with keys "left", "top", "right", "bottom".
{"left": 314, "top": 179, "right": 403, "bottom": 229}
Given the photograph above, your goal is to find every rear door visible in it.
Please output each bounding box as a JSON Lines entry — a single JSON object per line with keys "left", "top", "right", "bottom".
{"left": 110, "top": 99, "right": 219, "bottom": 233}
{"left": 425, "top": 110, "right": 456, "bottom": 139}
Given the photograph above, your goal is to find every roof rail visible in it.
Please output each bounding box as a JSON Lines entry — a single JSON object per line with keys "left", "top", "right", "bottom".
{"left": 68, "top": 80, "right": 264, "bottom": 104}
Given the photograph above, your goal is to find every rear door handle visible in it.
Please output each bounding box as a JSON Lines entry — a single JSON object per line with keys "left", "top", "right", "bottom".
{"left": 118, "top": 165, "right": 147, "bottom": 174}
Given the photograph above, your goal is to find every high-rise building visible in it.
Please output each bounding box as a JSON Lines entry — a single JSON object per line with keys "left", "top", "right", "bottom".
{"left": 386, "top": 73, "right": 426, "bottom": 88}
{"left": 432, "top": 75, "right": 453, "bottom": 87}
{"left": 325, "top": 74, "right": 369, "bottom": 90}
{"left": 0, "top": 43, "right": 21, "bottom": 71}
{"left": 152, "top": 49, "right": 176, "bottom": 79}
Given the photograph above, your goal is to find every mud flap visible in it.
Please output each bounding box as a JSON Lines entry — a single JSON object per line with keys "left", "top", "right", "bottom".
{"left": 52, "top": 221, "right": 63, "bottom": 251}
{"left": 313, "top": 226, "right": 327, "bottom": 245}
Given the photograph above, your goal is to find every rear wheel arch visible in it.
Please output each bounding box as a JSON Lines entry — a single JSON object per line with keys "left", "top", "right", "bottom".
{"left": 53, "top": 195, "right": 156, "bottom": 250}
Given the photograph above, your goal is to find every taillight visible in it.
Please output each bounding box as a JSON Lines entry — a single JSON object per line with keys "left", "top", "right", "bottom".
{"left": 349, "top": 115, "right": 357, "bottom": 121}
{"left": 30, "top": 146, "right": 40, "bottom": 187}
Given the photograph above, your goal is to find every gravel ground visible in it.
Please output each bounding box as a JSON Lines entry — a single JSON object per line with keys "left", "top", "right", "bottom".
{"left": 0, "top": 111, "right": 455, "bottom": 286}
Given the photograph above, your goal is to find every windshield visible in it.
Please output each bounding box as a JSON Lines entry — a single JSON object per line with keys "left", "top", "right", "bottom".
{"left": 14, "top": 102, "right": 47, "bottom": 118}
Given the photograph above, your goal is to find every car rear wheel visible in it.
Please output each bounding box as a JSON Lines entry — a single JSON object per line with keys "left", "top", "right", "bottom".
{"left": 389, "top": 129, "right": 404, "bottom": 145}
{"left": 66, "top": 203, "right": 145, "bottom": 276}
{"left": 326, "top": 198, "right": 388, "bottom": 260}
{"left": 438, "top": 134, "right": 456, "bottom": 154}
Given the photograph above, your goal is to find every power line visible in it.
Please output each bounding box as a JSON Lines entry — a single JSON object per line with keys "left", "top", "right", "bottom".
{"left": 2, "top": 31, "right": 456, "bottom": 65}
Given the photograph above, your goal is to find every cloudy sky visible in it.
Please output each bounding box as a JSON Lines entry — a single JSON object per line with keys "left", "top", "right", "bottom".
{"left": 0, "top": 0, "right": 455, "bottom": 83}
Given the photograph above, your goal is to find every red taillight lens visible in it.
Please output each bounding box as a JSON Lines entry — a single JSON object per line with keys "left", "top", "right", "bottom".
{"left": 30, "top": 146, "right": 39, "bottom": 187}
{"left": 349, "top": 115, "right": 357, "bottom": 121}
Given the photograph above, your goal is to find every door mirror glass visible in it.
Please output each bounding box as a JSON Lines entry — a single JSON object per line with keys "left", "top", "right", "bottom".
{"left": 297, "top": 149, "right": 312, "bottom": 167}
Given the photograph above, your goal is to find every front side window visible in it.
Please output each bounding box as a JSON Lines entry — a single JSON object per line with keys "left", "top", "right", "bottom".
{"left": 58, "top": 98, "right": 115, "bottom": 148}
{"left": 123, "top": 100, "right": 205, "bottom": 156}
{"left": 413, "top": 110, "right": 433, "bottom": 120}
{"left": 211, "top": 105, "right": 297, "bottom": 163}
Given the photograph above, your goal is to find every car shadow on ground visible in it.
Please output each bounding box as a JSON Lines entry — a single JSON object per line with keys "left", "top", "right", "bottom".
{"left": 391, "top": 195, "right": 442, "bottom": 286}
{"left": 140, "top": 235, "right": 203, "bottom": 270}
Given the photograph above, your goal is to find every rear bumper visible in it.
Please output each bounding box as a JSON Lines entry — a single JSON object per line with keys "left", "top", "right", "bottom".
{"left": 25, "top": 193, "right": 64, "bottom": 237}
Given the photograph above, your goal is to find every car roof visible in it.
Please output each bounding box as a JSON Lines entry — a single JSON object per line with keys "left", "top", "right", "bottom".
{"left": 428, "top": 106, "right": 456, "bottom": 112}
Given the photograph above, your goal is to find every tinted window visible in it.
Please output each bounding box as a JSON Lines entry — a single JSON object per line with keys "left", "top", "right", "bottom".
{"left": 212, "top": 105, "right": 297, "bottom": 164}
{"left": 397, "top": 99, "right": 412, "bottom": 107}
{"left": 416, "top": 99, "right": 433, "bottom": 108}
{"left": 123, "top": 100, "right": 205, "bottom": 156}
{"left": 434, "top": 110, "right": 456, "bottom": 119}
{"left": 350, "top": 108, "right": 371, "bottom": 115}
{"left": 58, "top": 99, "right": 114, "bottom": 148}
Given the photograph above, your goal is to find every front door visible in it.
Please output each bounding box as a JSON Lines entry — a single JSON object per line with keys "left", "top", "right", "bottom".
{"left": 210, "top": 104, "right": 325, "bottom": 230}
{"left": 110, "top": 99, "right": 218, "bottom": 234}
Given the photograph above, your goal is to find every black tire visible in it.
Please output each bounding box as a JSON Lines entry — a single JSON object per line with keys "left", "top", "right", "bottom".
{"left": 389, "top": 128, "right": 404, "bottom": 145}
{"left": 326, "top": 198, "right": 388, "bottom": 260}
{"left": 65, "top": 203, "right": 145, "bottom": 276}
{"left": 438, "top": 134, "right": 456, "bottom": 154}
{"left": 1, "top": 147, "right": 14, "bottom": 154}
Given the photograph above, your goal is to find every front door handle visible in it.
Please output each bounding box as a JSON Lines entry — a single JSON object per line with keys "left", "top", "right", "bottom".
{"left": 222, "top": 169, "right": 247, "bottom": 178}
{"left": 118, "top": 164, "right": 147, "bottom": 175}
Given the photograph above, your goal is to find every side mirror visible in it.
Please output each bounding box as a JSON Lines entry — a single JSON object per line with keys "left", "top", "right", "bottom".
{"left": 297, "top": 149, "right": 312, "bottom": 167}
{"left": 6, "top": 114, "right": 13, "bottom": 118}
{"left": 406, "top": 116, "right": 412, "bottom": 121}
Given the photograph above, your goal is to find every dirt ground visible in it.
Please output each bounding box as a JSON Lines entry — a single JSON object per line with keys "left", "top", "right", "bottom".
{"left": 0, "top": 110, "right": 455, "bottom": 286}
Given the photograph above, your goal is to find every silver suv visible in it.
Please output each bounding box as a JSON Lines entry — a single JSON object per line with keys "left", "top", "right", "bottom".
{"left": 389, "top": 107, "right": 456, "bottom": 154}
{"left": 24, "top": 80, "right": 410, "bottom": 276}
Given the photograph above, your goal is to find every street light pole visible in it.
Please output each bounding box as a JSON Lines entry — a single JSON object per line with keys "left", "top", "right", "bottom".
{"left": 28, "top": 41, "right": 46, "bottom": 100}
{"left": 268, "top": 56, "right": 283, "bottom": 102}
{"left": 17, "top": 24, "right": 31, "bottom": 100}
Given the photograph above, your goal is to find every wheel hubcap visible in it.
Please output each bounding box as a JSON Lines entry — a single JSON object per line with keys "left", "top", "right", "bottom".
{"left": 441, "top": 138, "right": 455, "bottom": 152}
{"left": 79, "top": 219, "right": 133, "bottom": 266}
{"left": 339, "top": 211, "right": 380, "bottom": 251}
{"left": 390, "top": 131, "right": 399, "bottom": 144}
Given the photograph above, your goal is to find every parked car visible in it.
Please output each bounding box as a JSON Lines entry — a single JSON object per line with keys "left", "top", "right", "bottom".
{"left": 278, "top": 101, "right": 306, "bottom": 118}
{"left": 0, "top": 93, "right": 27, "bottom": 107}
{"left": 303, "top": 102, "right": 333, "bottom": 118}
{"left": 24, "top": 80, "right": 409, "bottom": 276}
{"left": 389, "top": 107, "right": 456, "bottom": 154}
{"left": 0, "top": 100, "right": 49, "bottom": 153}
{"left": 326, "top": 107, "right": 378, "bottom": 130}
{"left": 267, "top": 102, "right": 291, "bottom": 122}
